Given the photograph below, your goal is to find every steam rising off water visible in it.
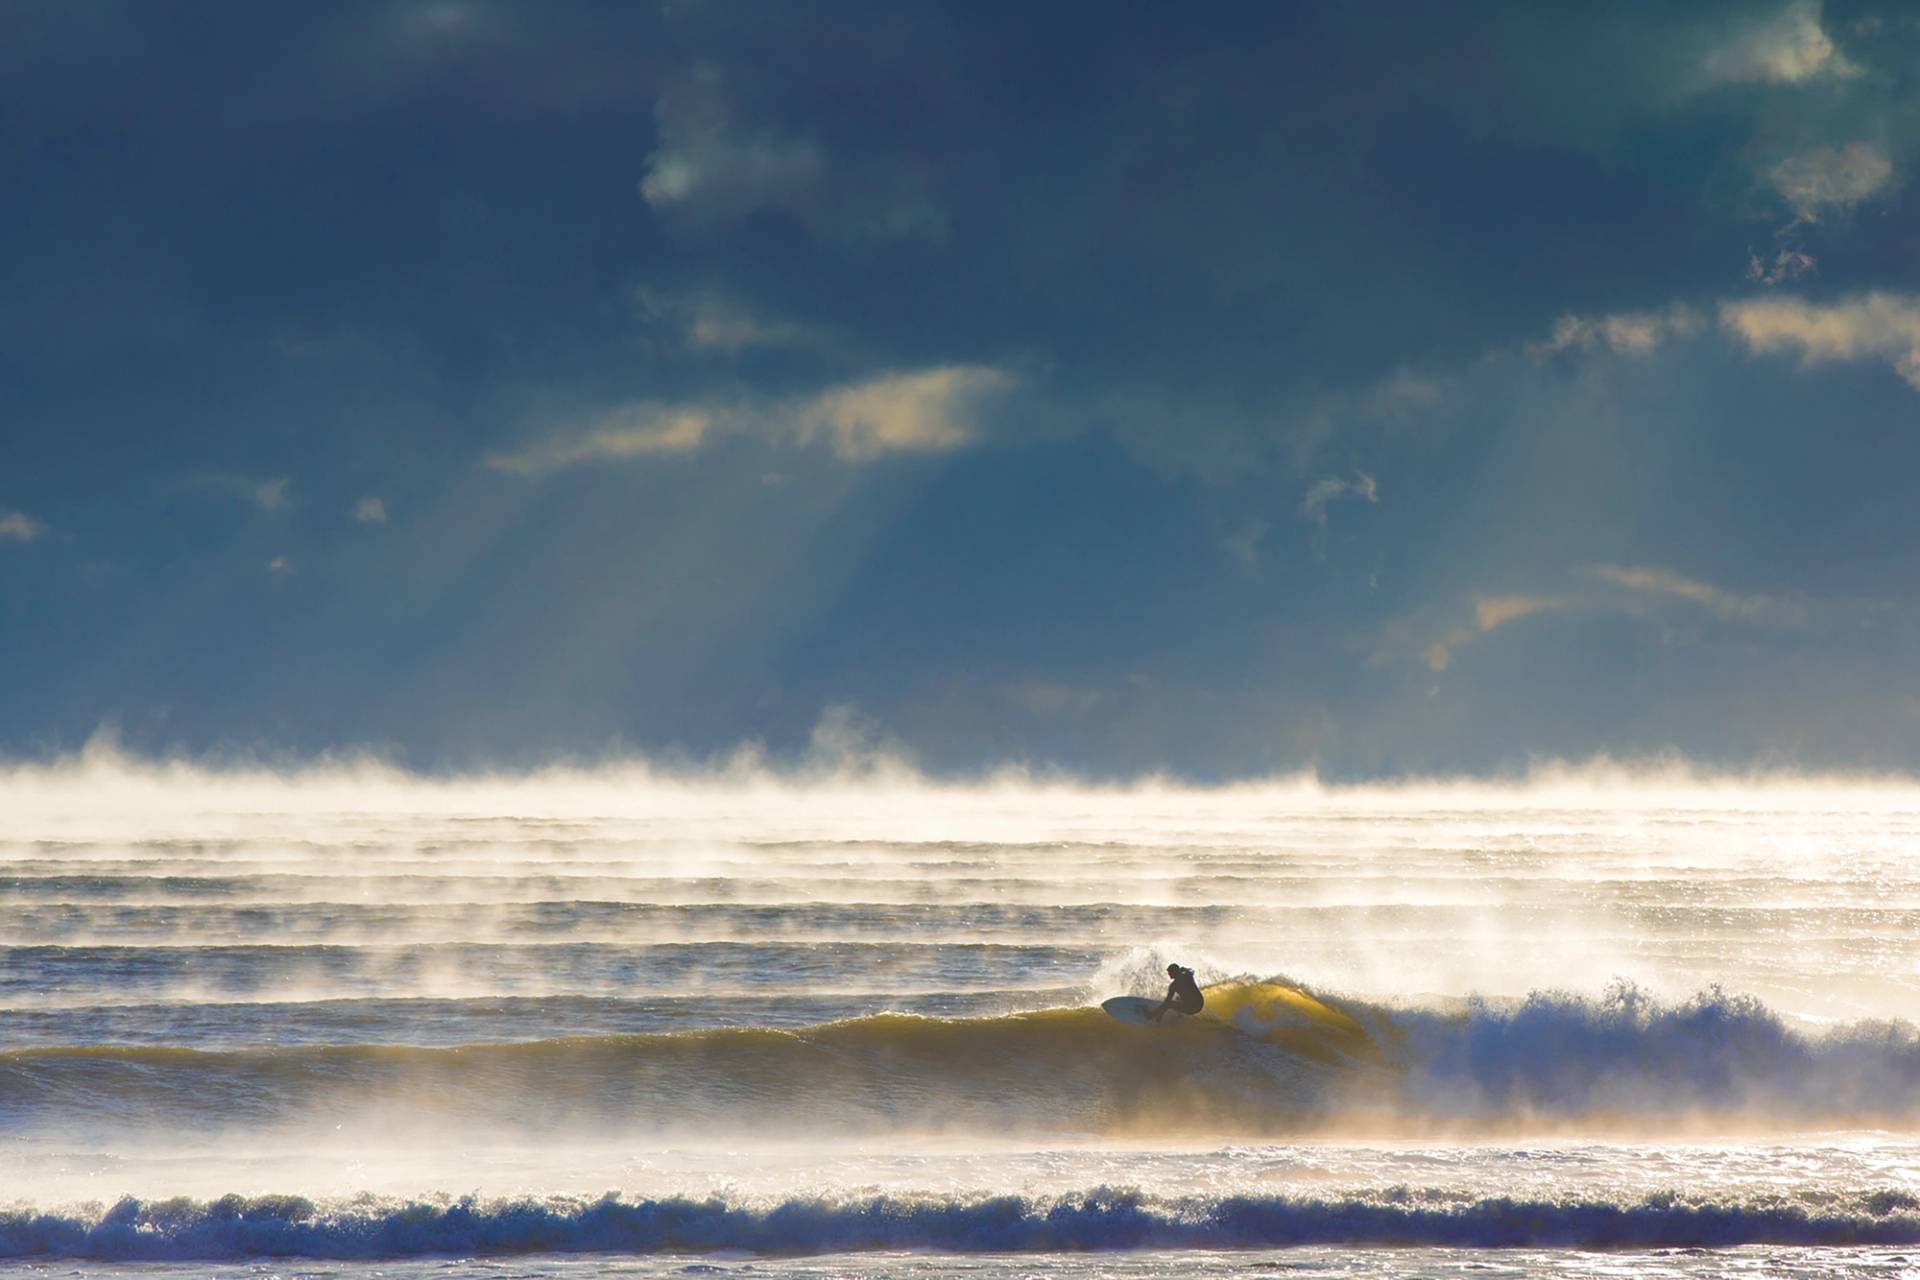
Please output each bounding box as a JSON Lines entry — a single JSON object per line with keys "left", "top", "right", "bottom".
{"left": 4, "top": 749, "right": 1920, "bottom": 1273}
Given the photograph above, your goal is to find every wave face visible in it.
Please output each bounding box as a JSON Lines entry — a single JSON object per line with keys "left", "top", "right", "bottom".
{"left": 0, "top": 1002, "right": 1337, "bottom": 1135}
{"left": 4, "top": 985, "right": 1917, "bottom": 1137}
{"left": 7, "top": 1188, "right": 1920, "bottom": 1260}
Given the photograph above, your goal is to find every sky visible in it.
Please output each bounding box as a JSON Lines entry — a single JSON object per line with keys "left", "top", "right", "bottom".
{"left": 3, "top": 0, "right": 1919, "bottom": 777}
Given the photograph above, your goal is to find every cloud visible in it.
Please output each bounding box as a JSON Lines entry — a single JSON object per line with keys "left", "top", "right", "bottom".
{"left": 1747, "top": 247, "right": 1817, "bottom": 286}
{"left": 1702, "top": 0, "right": 1856, "bottom": 85}
{"left": 639, "top": 68, "right": 943, "bottom": 244}
{"left": 1719, "top": 292, "right": 1920, "bottom": 389}
{"left": 1585, "top": 563, "right": 1806, "bottom": 626}
{"left": 1522, "top": 293, "right": 1920, "bottom": 392}
{"left": 1388, "top": 566, "right": 1805, "bottom": 673}
{"left": 1006, "top": 680, "right": 1110, "bottom": 719}
{"left": 639, "top": 288, "right": 818, "bottom": 354}
{"left": 640, "top": 68, "right": 824, "bottom": 222}
{"left": 486, "top": 405, "right": 716, "bottom": 475}
{"left": 486, "top": 365, "right": 1015, "bottom": 475}
{"left": 184, "top": 472, "right": 291, "bottom": 512}
{"left": 1219, "top": 517, "right": 1269, "bottom": 574}
{"left": 267, "top": 555, "right": 293, "bottom": 576}
{"left": 0, "top": 510, "right": 46, "bottom": 543}
{"left": 793, "top": 366, "right": 1012, "bottom": 462}
{"left": 1527, "top": 305, "right": 1705, "bottom": 359}
{"left": 353, "top": 496, "right": 388, "bottom": 524}
{"left": 1524, "top": 292, "right": 1920, "bottom": 393}
{"left": 1475, "top": 594, "right": 1566, "bottom": 632}
{"left": 1299, "top": 471, "right": 1378, "bottom": 528}
{"left": 1290, "top": 369, "right": 1441, "bottom": 460}
{"left": 1769, "top": 142, "right": 1893, "bottom": 221}
{"left": 1412, "top": 594, "right": 1571, "bottom": 673}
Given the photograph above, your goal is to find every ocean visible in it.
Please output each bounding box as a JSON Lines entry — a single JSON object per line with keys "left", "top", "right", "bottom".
{"left": 4, "top": 752, "right": 1920, "bottom": 1278}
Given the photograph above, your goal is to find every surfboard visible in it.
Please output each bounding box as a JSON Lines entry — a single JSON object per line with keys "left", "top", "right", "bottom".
{"left": 1101, "top": 995, "right": 1176, "bottom": 1026}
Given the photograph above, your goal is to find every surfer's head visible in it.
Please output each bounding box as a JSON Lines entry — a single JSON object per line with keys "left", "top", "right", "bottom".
{"left": 1167, "top": 963, "right": 1180, "bottom": 976}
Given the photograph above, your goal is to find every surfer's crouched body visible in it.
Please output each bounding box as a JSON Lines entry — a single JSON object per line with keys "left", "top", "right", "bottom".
{"left": 1151, "top": 963, "right": 1203, "bottom": 1022}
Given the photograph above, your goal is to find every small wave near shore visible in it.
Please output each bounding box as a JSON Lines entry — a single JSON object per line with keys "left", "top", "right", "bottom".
{"left": 8, "top": 1186, "right": 1920, "bottom": 1260}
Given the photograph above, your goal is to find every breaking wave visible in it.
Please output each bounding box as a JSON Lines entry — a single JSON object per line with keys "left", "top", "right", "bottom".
{"left": 3, "top": 982, "right": 1916, "bottom": 1136}
{"left": 7, "top": 1187, "right": 1920, "bottom": 1259}
{"left": 1394, "top": 981, "right": 1920, "bottom": 1128}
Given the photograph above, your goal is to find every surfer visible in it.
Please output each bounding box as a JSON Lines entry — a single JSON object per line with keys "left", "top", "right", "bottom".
{"left": 1150, "top": 962, "right": 1203, "bottom": 1022}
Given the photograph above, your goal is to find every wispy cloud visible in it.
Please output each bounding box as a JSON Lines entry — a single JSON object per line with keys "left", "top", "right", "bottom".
{"left": 1719, "top": 292, "right": 1920, "bottom": 389}
{"left": 486, "top": 405, "right": 716, "bottom": 475}
{"left": 640, "top": 68, "right": 823, "bottom": 223}
{"left": 1747, "top": 247, "right": 1817, "bottom": 286}
{"left": 1475, "top": 594, "right": 1567, "bottom": 632}
{"left": 1769, "top": 141, "right": 1892, "bottom": 222}
{"left": 1702, "top": 0, "right": 1856, "bottom": 85}
{"left": 1526, "top": 305, "right": 1705, "bottom": 359}
{"left": 183, "top": 472, "right": 291, "bottom": 512}
{"left": 795, "top": 366, "right": 1011, "bottom": 462}
{"left": 0, "top": 510, "right": 47, "bottom": 543}
{"left": 1299, "top": 471, "right": 1378, "bottom": 528}
{"left": 487, "top": 365, "right": 1015, "bottom": 475}
{"left": 353, "top": 496, "right": 389, "bottom": 524}
{"left": 1219, "top": 517, "right": 1269, "bottom": 574}
{"left": 640, "top": 68, "right": 943, "bottom": 244}
{"left": 1005, "top": 680, "right": 1111, "bottom": 719}
{"left": 639, "top": 288, "right": 819, "bottom": 355}
{"left": 1386, "top": 566, "right": 1805, "bottom": 672}
{"left": 1585, "top": 563, "right": 1806, "bottom": 626}
{"left": 1409, "top": 594, "right": 1571, "bottom": 673}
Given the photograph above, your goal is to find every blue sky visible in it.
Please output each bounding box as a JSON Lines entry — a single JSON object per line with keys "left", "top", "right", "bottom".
{"left": 4, "top": 0, "right": 1919, "bottom": 775}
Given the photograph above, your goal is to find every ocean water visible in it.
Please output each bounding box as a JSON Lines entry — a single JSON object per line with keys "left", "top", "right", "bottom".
{"left": 5, "top": 754, "right": 1920, "bottom": 1278}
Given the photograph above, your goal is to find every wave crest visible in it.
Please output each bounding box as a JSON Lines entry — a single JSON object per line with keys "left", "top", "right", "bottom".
{"left": 1397, "top": 981, "right": 1920, "bottom": 1125}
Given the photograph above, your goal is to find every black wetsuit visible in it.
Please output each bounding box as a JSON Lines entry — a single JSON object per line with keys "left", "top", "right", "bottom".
{"left": 1165, "top": 966, "right": 1203, "bottom": 1015}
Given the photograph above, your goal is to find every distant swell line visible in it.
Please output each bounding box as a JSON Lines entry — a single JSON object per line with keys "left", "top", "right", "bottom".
{"left": 6, "top": 1189, "right": 1920, "bottom": 1260}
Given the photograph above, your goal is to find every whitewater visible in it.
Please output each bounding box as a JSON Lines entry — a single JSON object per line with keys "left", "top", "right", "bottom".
{"left": 6, "top": 751, "right": 1920, "bottom": 1277}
